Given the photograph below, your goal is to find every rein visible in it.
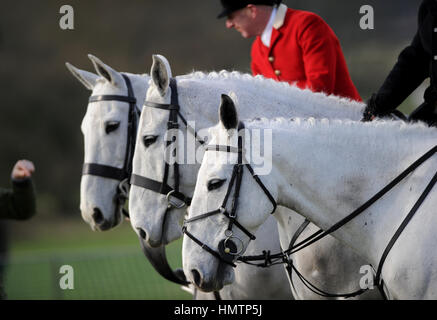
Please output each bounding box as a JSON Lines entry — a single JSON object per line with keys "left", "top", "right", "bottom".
{"left": 82, "top": 74, "right": 140, "bottom": 218}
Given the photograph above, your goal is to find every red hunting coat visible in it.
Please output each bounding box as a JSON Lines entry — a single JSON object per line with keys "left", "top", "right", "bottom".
{"left": 251, "top": 4, "right": 362, "bottom": 102}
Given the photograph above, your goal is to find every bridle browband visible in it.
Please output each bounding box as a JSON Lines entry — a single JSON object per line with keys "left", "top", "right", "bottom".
{"left": 182, "top": 122, "right": 277, "bottom": 267}
{"left": 82, "top": 74, "right": 141, "bottom": 218}
{"left": 130, "top": 78, "right": 205, "bottom": 209}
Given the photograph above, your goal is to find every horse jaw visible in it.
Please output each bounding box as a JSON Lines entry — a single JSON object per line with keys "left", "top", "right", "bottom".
{"left": 128, "top": 185, "right": 185, "bottom": 247}
{"left": 79, "top": 175, "right": 122, "bottom": 231}
{"left": 182, "top": 234, "right": 235, "bottom": 292}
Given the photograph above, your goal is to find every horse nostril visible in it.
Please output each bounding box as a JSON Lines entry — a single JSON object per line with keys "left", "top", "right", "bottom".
{"left": 92, "top": 207, "right": 104, "bottom": 224}
{"left": 191, "top": 269, "right": 202, "bottom": 287}
{"left": 138, "top": 228, "right": 147, "bottom": 240}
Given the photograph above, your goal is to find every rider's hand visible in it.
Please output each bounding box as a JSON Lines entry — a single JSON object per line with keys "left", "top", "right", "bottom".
{"left": 362, "top": 94, "right": 378, "bottom": 122}
{"left": 11, "top": 160, "right": 35, "bottom": 180}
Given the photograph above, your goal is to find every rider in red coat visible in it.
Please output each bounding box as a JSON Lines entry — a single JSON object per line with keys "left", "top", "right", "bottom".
{"left": 218, "top": 0, "right": 362, "bottom": 102}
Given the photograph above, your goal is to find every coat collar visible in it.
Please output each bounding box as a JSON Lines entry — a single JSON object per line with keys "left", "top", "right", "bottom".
{"left": 272, "top": 3, "right": 288, "bottom": 30}
{"left": 267, "top": 4, "right": 287, "bottom": 52}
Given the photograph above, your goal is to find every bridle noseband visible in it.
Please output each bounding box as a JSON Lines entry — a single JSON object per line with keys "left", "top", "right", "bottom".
{"left": 182, "top": 122, "right": 277, "bottom": 267}
{"left": 130, "top": 78, "right": 205, "bottom": 209}
{"left": 82, "top": 74, "right": 141, "bottom": 218}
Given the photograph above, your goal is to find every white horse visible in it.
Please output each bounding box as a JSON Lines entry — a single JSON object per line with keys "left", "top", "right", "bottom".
{"left": 184, "top": 95, "right": 437, "bottom": 299}
{"left": 129, "top": 55, "right": 382, "bottom": 299}
{"left": 67, "top": 56, "right": 289, "bottom": 299}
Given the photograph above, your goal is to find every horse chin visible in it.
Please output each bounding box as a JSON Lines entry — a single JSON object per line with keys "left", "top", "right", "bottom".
{"left": 96, "top": 217, "right": 118, "bottom": 231}
{"left": 146, "top": 237, "right": 164, "bottom": 248}
{"left": 196, "top": 262, "right": 235, "bottom": 293}
{"left": 112, "top": 207, "right": 123, "bottom": 227}
{"left": 216, "top": 260, "right": 235, "bottom": 288}
{"left": 94, "top": 220, "right": 114, "bottom": 231}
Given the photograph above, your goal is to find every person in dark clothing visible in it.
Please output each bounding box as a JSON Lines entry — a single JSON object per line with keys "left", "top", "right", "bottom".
{"left": 363, "top": 0, "right": 437, "bottom": 126}
{"left": 0, "top": 160, "right": 36, "bottom": 220}
{"left": 0, "top": 159, "right": 36, "bottom": 299}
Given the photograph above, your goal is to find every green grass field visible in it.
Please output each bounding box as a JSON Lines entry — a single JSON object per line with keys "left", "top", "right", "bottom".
{"left": 2, "top": 216, "right": 192, "bottom": 300}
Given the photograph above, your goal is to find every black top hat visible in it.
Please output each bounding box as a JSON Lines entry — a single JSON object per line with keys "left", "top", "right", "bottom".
{"left": 217, "top": 0, "right": 282, "bottom": 19}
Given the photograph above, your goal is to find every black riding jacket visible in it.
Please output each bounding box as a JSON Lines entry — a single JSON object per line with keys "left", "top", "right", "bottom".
{"left": 367, "top": 0, "right": 437, "bottom": 116}
{"left": 0, "top": 178, "right": 36, "bottom": 220}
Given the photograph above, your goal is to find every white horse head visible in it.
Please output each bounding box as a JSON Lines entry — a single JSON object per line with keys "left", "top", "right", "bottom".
{"left": 67, "top": 55, "right": 148, "bottom": 231}
{"left": 129, "top": 55, "right": 188, "bottom": 245}
{"left": 129, "top": 54, "right": 369, "bottom": 247}
{"left": 182, "top": 95, "right": 278, "bottom": 290}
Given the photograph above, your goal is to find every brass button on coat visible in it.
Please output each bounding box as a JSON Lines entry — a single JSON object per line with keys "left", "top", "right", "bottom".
{"left": 268, "top": 56, "right": 274, "bottom": 62}
{"left": 275, "top": 69, "right": 281, "bottom": 76}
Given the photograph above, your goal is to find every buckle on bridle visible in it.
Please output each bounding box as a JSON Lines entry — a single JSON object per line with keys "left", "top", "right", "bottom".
{"left": 166, "top": 190, "right": 186, "bottom": 209}
{"left": 167, "top": 121, "right": 179, "bottom": 130}
{"left": 222, "top": 236, "right": 245, "bottom": 256}
{"left": 281, "top": 249, "right": 293, "bottom": 267}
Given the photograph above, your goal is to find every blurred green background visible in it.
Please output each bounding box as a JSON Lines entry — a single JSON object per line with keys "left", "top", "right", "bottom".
{"left": 0, "top": 0, "right": 423, "bottom": 299}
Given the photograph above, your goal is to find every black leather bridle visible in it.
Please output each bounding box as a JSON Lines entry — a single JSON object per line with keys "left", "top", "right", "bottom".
{"left": 130, "top": 78, "right": 205, "bottom": 210}
{"left": 82, "top": 74, "right": 141, "bottom": 218}
{"left": 182, "top": 122, "right": 277, "bottom": 267}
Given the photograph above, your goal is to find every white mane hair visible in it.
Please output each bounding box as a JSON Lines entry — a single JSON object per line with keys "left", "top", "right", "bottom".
{"left": 238, "top": 117, "right": 436, "bottom": 162}
{"left": 244, "top": 117, "right": 432, "bottom": 132}
{"left": 180, "top": 70, "right": 365, "bottom": 114}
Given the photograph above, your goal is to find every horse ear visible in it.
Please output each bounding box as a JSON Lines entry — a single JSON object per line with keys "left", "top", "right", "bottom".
{"left": 88, "top": 54, "right": 124, "bottom": 87}
{"left": 150, "top": 54, "right": 172, "bottom": 96}
{"left": 65, "top": 62, "right": 98, "bottom": 90}
{"left": 219, "top": 94, "right": 239, "bottom": 130}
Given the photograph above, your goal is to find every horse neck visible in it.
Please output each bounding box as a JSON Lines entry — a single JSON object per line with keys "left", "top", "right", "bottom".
{"left": 177, "top": 74, "right": 365, "bottom": 124}
{"left": 266, "top": 119, "right": 437, "bottom": 265}
{"left": 173, "top": 74, "right": 365, "bottom": 194}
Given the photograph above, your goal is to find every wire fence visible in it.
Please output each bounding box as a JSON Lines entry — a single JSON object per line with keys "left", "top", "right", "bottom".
{"left": 2, "top": 244, "right": 192, "bottom": 300}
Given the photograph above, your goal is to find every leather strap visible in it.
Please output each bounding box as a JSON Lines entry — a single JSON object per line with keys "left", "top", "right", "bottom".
{"left": 182, "top": 226, "right": 237, "bottom": 267}
{"left": 83, "top": 163, "right": 127, "bottom": 181}
{"left": 130, "top": 174, "right": 192, "bottom": 205}
{"left": 89, "top": 95, "right": 136, "bottom": 104}
{"left": 289, "top": 219, "right": 311, "bottom": 250}
{"left": 375, "top": 170, "right": 437, "bottom": 288}
{"left": 289, "top": 145, "right": 437, "bottom": 255}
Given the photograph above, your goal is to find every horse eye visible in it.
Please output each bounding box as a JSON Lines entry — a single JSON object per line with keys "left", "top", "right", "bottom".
{"left": 207, "top": 179, "right": 226, "bottom": 191}
{"left": 105, "top": 121, "right": 120, "bottom": 134}
{"left": 143, "top": 135, "right": 158, "bottom": 148}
